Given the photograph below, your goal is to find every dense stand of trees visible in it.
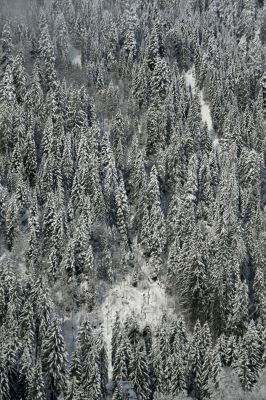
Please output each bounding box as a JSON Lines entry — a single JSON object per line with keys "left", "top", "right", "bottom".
{"left": 0, "top": 0, "right": 266, "bottom": 398}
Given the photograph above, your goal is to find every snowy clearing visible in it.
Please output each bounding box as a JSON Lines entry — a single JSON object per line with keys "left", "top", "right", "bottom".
{"left": 101, "top": 272, "right": 175, "bottom": 376}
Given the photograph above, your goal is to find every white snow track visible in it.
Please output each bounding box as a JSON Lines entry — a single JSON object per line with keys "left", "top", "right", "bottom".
{"left": 185, "top": 67, "right": 213, "bottom": 132}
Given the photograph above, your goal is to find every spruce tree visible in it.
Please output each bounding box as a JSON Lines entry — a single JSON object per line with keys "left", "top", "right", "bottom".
{"left": 113, "top": 329, "right": 131, "bottom": 383}
{"left": 12, "top": 52, "right": 27, "bottom": 104}
{"left": 23, "top": 126, "right": 37, "bottom": 187}
{"left": 42, "top": 318, "right": 67, "bottom": 399}
{"left": 187, "top": 320, "right": 204, "bottom": 399}
{"left": 0, "top": 23, "right": 13, "bottom": 78}
{"left": 39, "top": 25, "right": 57, "bottom": 92}
{"left": 129, "top": 341, "right": 151, "bottom": 400}
{"left": 227, "top": 278, "right": 249, "bottom": 337}
{"left": 0, "top": 359, "right": 10, "bottom": 400}
{"left": 28, "top": 359, "right": 46, "bottom": 400}
{"left": 81, "top": 347, "right": 103, "bottom": 400}
{"left": 112, "top": 314, "right": 122, "bottom": 367}
{"left": 237, "top": 320, "right": 262, "bottom": 391}
{"left": 5, "top": 195, "right": 18, "bottom": 251}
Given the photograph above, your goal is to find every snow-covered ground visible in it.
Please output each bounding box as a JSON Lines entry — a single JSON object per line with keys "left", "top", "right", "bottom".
{"left": 199, "top": 91, "right": 213, "bottom": 131}
{"left": 60, "top": 249, "right": 176, "bottom": 377}
{"left": 185, "top": 68, "right": 196, "bottom": 94}
{"left": 101, "top": 271, "right": 175, "bottom": 375}
{"left": 69, "top": 46, "right": 82, "bottom": 67}
{"left": 213, "top": 138, "right": 219, "bottom": 149}
{"left": 98, "top": 244, "right": 176, "bottom": 375}
{"left": 185, "top": 67, "right": 213, "bottom": 132}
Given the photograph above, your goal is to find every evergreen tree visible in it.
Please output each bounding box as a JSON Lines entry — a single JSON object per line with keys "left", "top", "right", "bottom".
{"left": 112, "top": 381, "right": 127, "bottom": 400}
{"left": 81, "top": 346, "right": 103, "bottom": 400}
{"left": 5, "top": 195, "right": 18, "bottom": 251}
{"left": 76, "top": 320, "right": 94, "bottom": 364}
{"left": 237, "top": 320, "right": 262, "bottom": 391}
{"left": 112, "top": 313, "right": 122, "bottom": 367}
{"left": 54, "top": 12, "right": 69, "bottom": 65}
{"left": 146, "top": 103, "right": 164, "bottom": 156}
{"left": 96, "top": 333, "right": 109, "bottom": 398}
{"left": 227, "top": 278, "right": 249, "bottom": 337}
{"left": 146, "top": 26, "right": 160, "bottom": 71}
{"left": 187, "top": 320, "right": 204, "bottom": 399}
{"left": 0, "top": 23, "right": 13, "bottom": 78}
{"left": 0, "top": 358, "right": 10, "bottom": 400}
{"left": 69, "top": 349, "right": 82, "bottom": 386}
{"left": 12, "top": 52, "right": 27, "bottom": 104}
{"left": 202, "top": 346, "right": 222, "bottom": 399}
{"left": 0, "top": 63, "right": 15, "bottom": 112}
{"left": 113, "top": 328, "right": 131, "bottom": 383}
{"left": 39, "top": 25, "right": 57, "bottom": 92}
{"left": 129, "top": 341, "right": 151, "bottom": 400}
{"left": 42, "top": 318, "right": 67, "bottom": 399}
{"left": 150, "top": 57, "right": 169, "bottom": 101}
{"left": 28, "top": 359, "right": 46, "bottom": 400}
{"left": 23, "top": 126, "right": 37, "bottom": 187}
{"left": 254, "top": 264, "right": 266, "bottom": 325}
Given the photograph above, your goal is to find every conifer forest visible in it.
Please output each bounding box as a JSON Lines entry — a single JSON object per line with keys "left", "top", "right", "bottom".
{"left": 1, "top": 0, "right": 266, "bottom": 398}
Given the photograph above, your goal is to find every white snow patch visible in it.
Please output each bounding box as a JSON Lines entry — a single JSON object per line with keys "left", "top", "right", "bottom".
{"left": 80, "top": 280, "right": 89, "bottom": 291}
{"left": 213, "top": 138, "right": 220, "bottom": 149}
{"left": 0, "top": 253, "right": 7, "bottom": 264}
{"left": 72, "top": 53, "right": 82, "bottom": 67}
{"left": 185, "top": 67, "right": 196, "bottom": 94}
{"left": 185, "top": 67, "right": 213, "bottom": 132}
{"left": 101, "top": 273, "right": 175, "bottom": 377}
{"left": 59, "top": 245, "right": 177, "bottom": 377}
{"left": 69, "top": 46, "right": 82, "bottom": 67}
{"left": 18, "top": 262, "right": 27, "bottom": 276}
{"left": 55, "top": 290, "right": 63, "bottom": 302}
{"left": 199, "top": 91, "right": 213, "bottom": 131}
